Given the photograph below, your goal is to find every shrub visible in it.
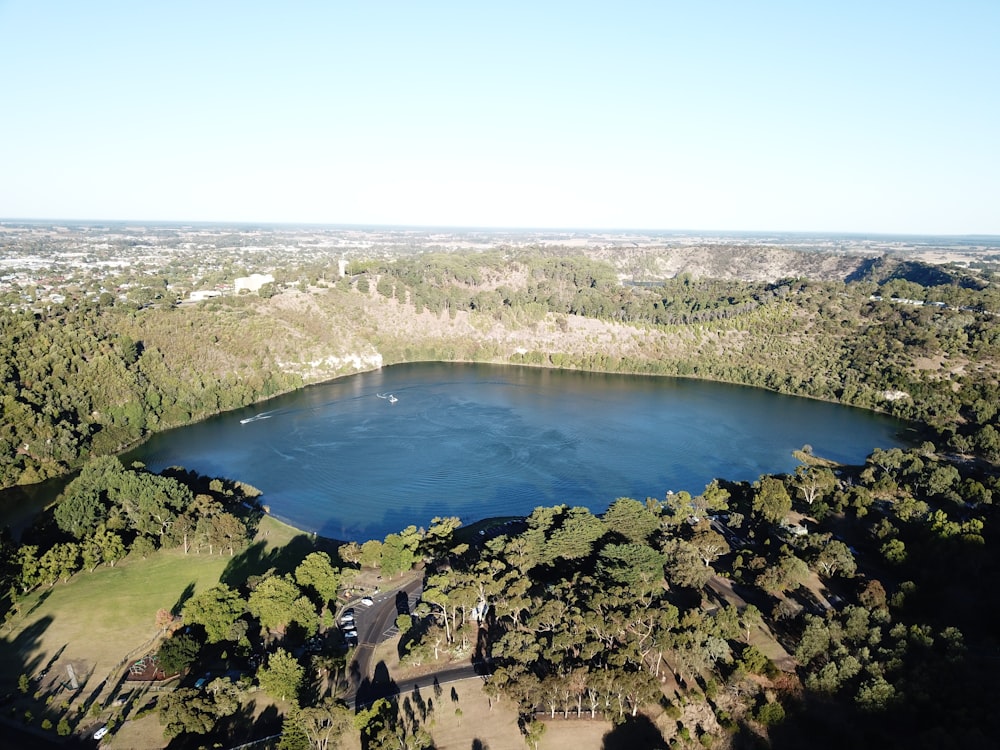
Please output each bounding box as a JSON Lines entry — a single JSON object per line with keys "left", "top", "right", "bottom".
{"left": 755, "top": 701, "right": 785, "bottom": 726}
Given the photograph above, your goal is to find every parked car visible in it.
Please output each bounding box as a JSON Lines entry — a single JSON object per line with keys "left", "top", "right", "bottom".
{"left": 360, "top": 596, "right": 374, "bottom": 607}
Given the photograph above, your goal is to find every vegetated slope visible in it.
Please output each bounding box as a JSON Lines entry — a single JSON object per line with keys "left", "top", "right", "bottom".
{"left": 2, "top": 249, "right": 999, "bottom": 490}
{"left": 590, "top": 244, "right": 874, "bottom": 282}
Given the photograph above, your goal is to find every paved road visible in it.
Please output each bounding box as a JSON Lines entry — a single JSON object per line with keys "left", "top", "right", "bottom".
{"left": 350, "top": 663, "right": 487, "bottom": 710}
{"left": 344, "top": 577, "right": 423, "bottom": 691}
{"left": 337, "top": 575, "right": 497, "bottom": 710}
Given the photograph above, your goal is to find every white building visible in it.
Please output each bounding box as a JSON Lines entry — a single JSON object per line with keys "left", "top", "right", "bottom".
{"left": 234, "top": 273, "right": 274, "bottom": 294}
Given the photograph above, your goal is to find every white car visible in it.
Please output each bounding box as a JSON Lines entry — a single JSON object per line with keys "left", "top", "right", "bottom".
{"left": 93, "top": 725, "right": 109, "bottom": 740}
{"left": 360, "top": 596, "right": 374, "bottom": 607}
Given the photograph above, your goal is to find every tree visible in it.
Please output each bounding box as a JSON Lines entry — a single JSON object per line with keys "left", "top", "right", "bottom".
{"left": 17, "top": 545, "right": 41, "bottom": 592}
{"left": 259, "top": 648, "right": 304, "bottom": 702}
{"left": 697, "top": 480, "right": 732, "bottom": 514}
{"left": 159, "top": 687, "right": 237, "bottom": 740}
{"left": 815, "top": 540, "right": 857, "bottom": 578}
{"left": 54, "top": 486, "right": 106, "bottom": 538}
{"left": 248, "top": 576, "right": 315, "bottom": 635}
{"left": 94, "top": 525, "right": 126, "bottom": 567}
{"left": 689, "top": 528, "right": 730, "bottom": 567}
{"left": 302, "top": 698, "right": 353, "bottom": 750}
{"left": 540, "top": 506, "right": 607, "bottom": 564}
{"left": 757, "top": 552, "right": 809, "bottom": 594}
{"left": 793, "top": 465, "right": 837, "bottom": 506}
{"left": 338, "top": 541, "right": 362, "bottom": 566}
{"left": 753, "top": 476, "right": 792, "bottom": 524}
{"left": 523, "top": 717, "right": 546, "bottom": 749}
{"left": 881, "top": 538, "right": 907, "bottom": 565}
{"left": 602, "top": 497, "right": 661, "bottom": 543}
{"left": 597, "top": 543, "right": 665, "bottom": 590}
{"left": 38, "top": 542, "right": 79, "bottom": 585}
{"left": 278, "top": 702, "right": 310, "bottom": 750}
{"left": 157, "top": 633, "right": 200, "bottom": 676}
{"left": 295, "top": 551, "right": 340, "bottom": 606}
{"left": 358, "top": 539, "right": 383, "bottom": 569}
{"left": 381, "top": 532, "right": 417, "bottom": 578}
{"left": 663, "top": 539, "right": 712, "bottom": 589}
{"left": 420, "top": 516, "right": 462, "bottom": 560}
{"left": 182, "top": 584, "right": 246, "bottom": 643}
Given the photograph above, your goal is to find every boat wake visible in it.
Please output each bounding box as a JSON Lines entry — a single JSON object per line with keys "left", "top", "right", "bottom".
{"left": 240, "top": 412, "right": 273, "bottom": 424}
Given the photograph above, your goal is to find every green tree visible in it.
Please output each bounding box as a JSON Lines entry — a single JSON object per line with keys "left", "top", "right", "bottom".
{"left": 39, "top": 542, "right": 79, "bottom": 585}
{"left": 814, "top": 539, "right": 857, "bottom": 578}
{"left": 380, "top": 532, "right": 417, "bottom": 579}
{"left": 793, "top": 465, "right": 837, "bottom": 507}
{"left": 94, "top": 525, "right": 126, "bottom": 567}
{"left": 159, "top": 686, "right": 237, "bottom": 739}
{"left": 278, "top": 702, "right": 310, "bottom": 750}
{"left": 259, "top": 648, "right": 304, "bottom": 702}
{"left": 182, "top": 584, "right": 246, "bottom": 643}
{"left": 753, "top": 476, "right": 792, "bottom": 524}
{"left": 597, "top": 543, "right": 665, "bottom": 590}
{"left": 663, "top": 539, "right": 713, "bottom": 589}
{"left": 248, "top": 576, "right": 314, "bottom": 635}
{"left": 302, "top": 698, "right": 353, "bottom": 750}
{"left": 602, "top": 497, "right": 661, "bottom": 543}
{"left": 54, "top": 486, "right": 106, "bottom": 538}
{"left": 757, "top": 552, "right": 809, "bottom": 594}
{"left": 420, "top": 516, "right": 463, "bottom": 560}
{"left": 295, "top": 551, "right": 341, "bottom": 606}
{"left": 358, "top": 539, "right": 383, "bottom": 569}
{"left": 881, "top": 538, "right": 907, "bottom": 565}
{"left": 157, "top": 633, "right": 200, "bottom": 676}
{"left": 689, "top": 527, "right": 730, "bottom": 567}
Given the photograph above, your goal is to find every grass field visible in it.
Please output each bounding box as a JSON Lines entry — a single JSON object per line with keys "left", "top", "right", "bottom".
{"left": 0, "top": 515, "right": 307, "bottom": 700}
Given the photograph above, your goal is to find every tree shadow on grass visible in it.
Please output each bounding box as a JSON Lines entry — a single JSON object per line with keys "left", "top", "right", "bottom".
{"left": 23, "top": 588, "right": 52, "bottom": 619}
{"left": 602, "top": 713, "right": 669, "bottom": 750}
{"left": 0, "top": 614, "right": 53, "bottom": 692}
{"left": 172, "top": 582, "right": 196, "bottom": 617}
{"left": 219, "top": 534, "right": 321, "bottom": 587}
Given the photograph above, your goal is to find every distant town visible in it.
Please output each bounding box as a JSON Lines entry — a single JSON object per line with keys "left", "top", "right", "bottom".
{"left": 2, "top": 220, "right": 999, "bottom": 313}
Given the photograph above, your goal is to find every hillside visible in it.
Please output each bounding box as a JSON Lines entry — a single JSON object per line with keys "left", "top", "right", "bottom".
{"left": 1, "top": 244, "right": 999, "bottom": 491}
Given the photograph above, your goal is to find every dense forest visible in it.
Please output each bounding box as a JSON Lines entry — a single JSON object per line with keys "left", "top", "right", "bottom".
{"left": 2, "top": 245, "right": 1000, "bottom": 747}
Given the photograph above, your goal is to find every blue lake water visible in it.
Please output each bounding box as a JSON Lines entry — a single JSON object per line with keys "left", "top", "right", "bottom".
{"left": 121, "top": 363, "right": 912, "bottom": 541}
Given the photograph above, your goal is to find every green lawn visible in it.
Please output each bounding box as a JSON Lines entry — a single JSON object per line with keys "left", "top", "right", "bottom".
{"left": 0, "top": 515, "right": 310, "bottom": 696}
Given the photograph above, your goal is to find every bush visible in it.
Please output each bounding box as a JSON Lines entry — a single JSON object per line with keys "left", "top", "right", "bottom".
{"left": 57, "top": 718, "right": 71, "bottom": 736}
{"left": 41, "top": 718, "right": 53, "bottom": 730}
{"left": 755, "top": 700, "right": 785, "bottom": 726}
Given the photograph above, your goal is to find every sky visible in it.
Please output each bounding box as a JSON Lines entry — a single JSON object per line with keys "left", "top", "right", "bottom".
{"left": 1, "top": 1, "right": 997, "bottom": 234}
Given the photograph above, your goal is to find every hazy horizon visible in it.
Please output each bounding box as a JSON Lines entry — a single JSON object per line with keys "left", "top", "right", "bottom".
{"left": 3, "top": 217, "right": 999, "bottom": 244}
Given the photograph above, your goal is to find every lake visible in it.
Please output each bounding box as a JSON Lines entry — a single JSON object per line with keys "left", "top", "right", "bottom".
{"left": 119, "top": 363, "right": 911, "bottom": 542}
